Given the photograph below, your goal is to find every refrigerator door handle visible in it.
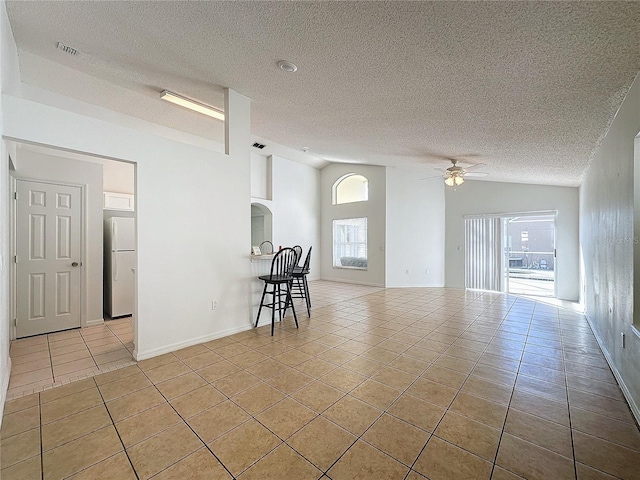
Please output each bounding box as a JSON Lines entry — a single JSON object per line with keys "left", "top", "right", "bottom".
{"left": 113, "top": 221, "right": 118, "bottom": 252}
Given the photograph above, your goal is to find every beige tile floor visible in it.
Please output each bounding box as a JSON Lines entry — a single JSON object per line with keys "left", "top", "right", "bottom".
{"left": 2, "top": 280, "right": 640, "bottom": 479}
{"left": 7, "top": 317, "right": 135, "bottom": 399}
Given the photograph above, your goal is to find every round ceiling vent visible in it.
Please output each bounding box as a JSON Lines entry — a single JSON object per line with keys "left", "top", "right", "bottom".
{"left": 277, "top": 60, "right": 298, "bottom": 73}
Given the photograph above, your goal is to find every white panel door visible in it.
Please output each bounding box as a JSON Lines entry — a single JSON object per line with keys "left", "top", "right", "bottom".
{"left": 16, "top": 180, "right": 82, "bottom": 337}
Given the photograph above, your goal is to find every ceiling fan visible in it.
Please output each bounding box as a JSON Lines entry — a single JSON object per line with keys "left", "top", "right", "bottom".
{"left": 435, "top": 159, "right": 489, "bottom": 186}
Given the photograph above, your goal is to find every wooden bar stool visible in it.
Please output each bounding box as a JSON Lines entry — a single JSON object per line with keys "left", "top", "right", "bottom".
{"left": 255, "top": 247, "right": 299, "bottom": 335}
{"left": 289, "top": 246, "right": 312, "bottom": 317}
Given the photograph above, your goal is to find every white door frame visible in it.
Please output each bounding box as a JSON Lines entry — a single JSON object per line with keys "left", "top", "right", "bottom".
{"left": 10, "top": 175, "right": 87, "bottom": 340}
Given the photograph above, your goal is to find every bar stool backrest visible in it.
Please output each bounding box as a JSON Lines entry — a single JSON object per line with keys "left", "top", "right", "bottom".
{"left": 301, "top": 246, "right": 312, "bottom": 273}
{"left": 268, "top": 247, "right": 298, "bottom": 280}
{"left": 292, "top": 245, "right": 303, "bottom": 266}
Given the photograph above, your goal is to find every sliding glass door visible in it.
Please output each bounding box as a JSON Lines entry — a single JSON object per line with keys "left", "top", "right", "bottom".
{"left": 504, "top": 214, "right": 556, "bottom": 297}
{"left": 465, "top": 212, "right": 556, "bottom": 298}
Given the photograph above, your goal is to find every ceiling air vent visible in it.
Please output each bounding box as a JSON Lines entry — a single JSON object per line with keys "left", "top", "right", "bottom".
{"left": 56, "top": 42, "right": 79, "bottom": 56}
{"left": 252, "top": 142, "right": 266, "bottom": 149}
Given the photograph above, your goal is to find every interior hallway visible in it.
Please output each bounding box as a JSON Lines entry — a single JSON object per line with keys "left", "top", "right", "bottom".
{"left": 1, "top": 281, "right": 639, "bottom": 479}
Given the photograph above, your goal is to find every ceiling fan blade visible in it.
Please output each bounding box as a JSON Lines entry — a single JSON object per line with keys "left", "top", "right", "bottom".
{"left": 464, "top": 172, "right": 489, "bottom": 178}
{"left": 464, "top": 163, "right": 486, "bottom": 171}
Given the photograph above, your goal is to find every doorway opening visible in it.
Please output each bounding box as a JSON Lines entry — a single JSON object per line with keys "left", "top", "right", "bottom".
{"left": 251, "top": 202, "right": 273, "bottom": 250}
{"left": 7, "top": 142, "right": 137, "bottom": 397}
{"left": 505, "top": 214, "right": 556, "bottom": 297}
{"left": 464, "top": 212, "right": 556, "bottom": 298}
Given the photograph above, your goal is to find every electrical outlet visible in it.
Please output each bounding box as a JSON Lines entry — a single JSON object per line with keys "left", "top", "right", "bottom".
{"left": 405, "top": 269, "right": 410, "bottom": 274}
{"left": 212, "top": 300, "right": 218, "bottom": 310}
{"left": 426, "top": 269, "right": 430, "bottom": 274}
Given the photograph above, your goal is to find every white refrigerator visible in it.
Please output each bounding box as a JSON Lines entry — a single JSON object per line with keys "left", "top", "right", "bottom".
{"left": 104, "top": 217, "right": 136, "bottom": 318}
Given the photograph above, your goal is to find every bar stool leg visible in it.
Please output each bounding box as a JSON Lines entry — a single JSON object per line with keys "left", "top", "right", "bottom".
{"left": 302, "top": 275, "right": 311, "bottom": 316}
{"left": 285, "top": 284, "right": 298, "bottom": 329}
{"left": 255, "top": 283, "right": 268, "bottom": 328}
{"left": 270, "top": 285, "right": 276, "bottom": 336}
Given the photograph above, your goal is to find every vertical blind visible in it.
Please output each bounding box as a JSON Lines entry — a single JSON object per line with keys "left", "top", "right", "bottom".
{"left": 465, "top": 217, "right": 503, "bottom": 292}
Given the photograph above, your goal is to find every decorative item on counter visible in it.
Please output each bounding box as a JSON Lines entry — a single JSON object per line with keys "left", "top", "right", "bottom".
{"left": 252, "top": 246, "right": 262, "bottom": 256}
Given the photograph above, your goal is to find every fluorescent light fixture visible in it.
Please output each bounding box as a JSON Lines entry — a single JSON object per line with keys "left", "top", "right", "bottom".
{"left": 160, "top": 90, "right": 224, "bottom": 121}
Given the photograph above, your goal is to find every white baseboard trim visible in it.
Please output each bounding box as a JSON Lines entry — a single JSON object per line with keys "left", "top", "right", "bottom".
{"left": 85, "top": 318, "right": 105, "bottom": 327}
{"left": 134, "top": 323, "right": 254, "bottom": 361}
{"left": 584, "top": 313, "right": 640, "bottom": 425}
{"left": 385, "top": 283, "right": 446, "bottom": 288}
{"left": 319, "top": 277, "right": 384, "bottom": 288}
{"left": 0, "top": 357, "right": 12, "bottom": 427}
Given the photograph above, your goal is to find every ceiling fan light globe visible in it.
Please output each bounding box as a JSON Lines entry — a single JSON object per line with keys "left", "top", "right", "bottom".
{"left": 455, "top": 176, "right": 464, "bottom": 185}
{"left": 444, "top": 177, "right": 455, "bottom": 187}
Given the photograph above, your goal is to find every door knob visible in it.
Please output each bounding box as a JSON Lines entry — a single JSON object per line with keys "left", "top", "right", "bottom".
{"left": 72, "top": 262, "right": 79, "bottom": 267}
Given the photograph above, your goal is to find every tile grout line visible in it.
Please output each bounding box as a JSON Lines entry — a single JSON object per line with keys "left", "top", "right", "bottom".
{"left": 560, "top": 306, "right": 580, "bottom": 480}
{"left": 127, "top": 292, "right": 437, "bottom": 477}
{"left": 296, "top": 291, "right": 520, "bottom": 477}
{"left": 4, "top": 284, "right": 637, "bottom": 479}
{"left": 39, "top": 389, "right": 44, "bottom": 480}
{"left": 137, "top": 355, "right": 248, "bottom": 479}
{"left": 406, "top": 293, "right": 524, "bottom": 478}
{"left": 46, "top": 333, "right": 54, "bottom": 388}
{"left": 489, "top": 301, "right": 534, "bottom": 479}
{"left": 9, "top": 321, "right": 136, "bottom": 399}
{"left": 90, "top": 376, "right": 140, "bottom": 480}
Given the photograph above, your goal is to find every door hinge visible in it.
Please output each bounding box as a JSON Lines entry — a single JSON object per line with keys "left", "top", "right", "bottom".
{"left": 554, "top": 249, "right": 557, "bottom": 258}
{"left": 13, "top": 319, "right": 16, "bottom": 327}
{"left": 13, "top": 192, "right": 17, "bottom": 200}
{"left": 14, "top": 255, "right": 17, "bottom": 264}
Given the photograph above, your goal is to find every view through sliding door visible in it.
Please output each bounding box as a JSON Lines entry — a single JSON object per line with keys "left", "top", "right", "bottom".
{"left": 505, "top": 214, "right": 556, "bottom": 297}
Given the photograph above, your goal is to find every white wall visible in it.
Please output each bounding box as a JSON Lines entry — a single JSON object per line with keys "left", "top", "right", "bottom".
{"left": 21, "top": 82, "right": 225, "bottom": 155}
{"left": 320, "top": 163, "right": 386, "bottom": 286}
{"left": 0, "top": 0, "right": 20, "bottom": 421}
{"left": 249, "top": 153, "right": 320, "bottom": 325}
{"left": 102, "top": 159, "right": 134, "bottom": 195}
{"left": 19, "top": 52, "right": 226, "bottom": 149}
{"left": 250, "top": 154, "right": 271, "bottom": 201}
{"left": 271, "top": 155, "right": 320, "bottom": 273}
{"left": 386, "top": 170, "right": 445, "bottom": 287}
{"left": 445, "top": 180, "right": 580, "bottom": 301}
{"left": 13, "top": 150, "right": 104, "bottom": 326}
{"left": 2, "top": 89, "right": 252, "bottom": 360}
{"left": 250, "top": 154, "right": 320, "bottom": 279}
{"left": 580, "top": 72, "right": 640, "bottom": 421}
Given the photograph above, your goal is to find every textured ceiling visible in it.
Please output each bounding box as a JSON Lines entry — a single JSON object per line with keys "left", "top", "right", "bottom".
{"left": 6, "top": 1, "right": 640, "bottom": 186}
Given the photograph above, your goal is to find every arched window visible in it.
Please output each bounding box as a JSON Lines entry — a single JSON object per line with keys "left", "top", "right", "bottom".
{"left": 332, "top": 174, "right": 369, "bottom": 205}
